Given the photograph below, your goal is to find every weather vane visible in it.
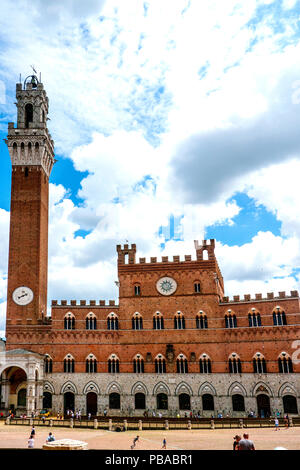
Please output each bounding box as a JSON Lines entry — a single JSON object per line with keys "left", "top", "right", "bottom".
{"left": 30, "top": 64, "right": 37, "bottom": 75}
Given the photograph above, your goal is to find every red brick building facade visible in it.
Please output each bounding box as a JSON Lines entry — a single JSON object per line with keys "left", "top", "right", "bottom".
{"left": 1, "top": 77, "right": 300, "bottom": 418}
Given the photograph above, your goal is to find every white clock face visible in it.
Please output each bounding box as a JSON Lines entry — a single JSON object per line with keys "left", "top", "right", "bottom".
{"left": 12, "top": 286, "right": 34, "bottom": 306}
{"left": 156, "top": 277, "right": 177, "bottom": 296}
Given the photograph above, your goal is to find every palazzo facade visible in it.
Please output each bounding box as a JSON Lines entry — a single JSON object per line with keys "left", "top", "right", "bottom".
{"left": 1, "top": 76, "right": 300, "bottom": 418}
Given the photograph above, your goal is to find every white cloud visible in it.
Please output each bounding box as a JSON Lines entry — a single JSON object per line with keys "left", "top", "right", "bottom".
{"left": 0, "top": 0, "right": 300, "bottom": 309}
{"left": 217, "top": 232, "right": 300, "bottom": 281}
{"left": 245, "top": 159, "right": 300, "bottom": 240}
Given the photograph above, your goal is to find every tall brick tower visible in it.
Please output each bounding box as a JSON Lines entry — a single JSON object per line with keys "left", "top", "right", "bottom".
{"left": 5, "top": 75, "right": 54, "bottom": 336}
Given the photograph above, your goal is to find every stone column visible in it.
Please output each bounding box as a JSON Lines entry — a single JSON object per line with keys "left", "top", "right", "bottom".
{"left": 36, "top": 381, "right": 44, "bottom": 413}
{"left": 1, "top": 379, "right": 10, "bottom": 409}
{"left": 26, "top": 381, "right": 36, "bottom": 415}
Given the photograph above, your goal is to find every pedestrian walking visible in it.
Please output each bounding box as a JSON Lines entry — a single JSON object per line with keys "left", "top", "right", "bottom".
{"left": 30, "top": 425, "right": 36, "bottom": 438}
{"left": 238, "top": 433, "right": 255, "bottom": 450}
{"left": 284, "top": 415, "right": 289, "bottom": 428}
{"left": 162, "top": 438, "right": 167, "bottom": 449}
{"left": 131, "top": 435, "right": 139, "bottom": 449}
{"left": 274, "top": 418, "right": 280, "bottom": 431}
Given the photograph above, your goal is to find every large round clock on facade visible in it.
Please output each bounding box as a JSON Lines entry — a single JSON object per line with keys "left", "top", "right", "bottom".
{"left": 156, "top": 277, "right": 177, "bottom": 296}
{"left": 12, "top": 286, "right": 34, "bottom": 306}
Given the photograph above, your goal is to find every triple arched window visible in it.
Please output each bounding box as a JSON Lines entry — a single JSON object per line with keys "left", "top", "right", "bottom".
{"left": 199, "top": 354, "right": 211, "bottom": 373}
{"left": 196, "top": 311, "right": 208, "bottom": 329}
{"left": 64, "top": 354, "right": 75, "bottom": 373}
{"left": 253, "top": 353, "right": 267, "bottom": 373}
{"left": 153, "top": 312, "right": 164, "bottom": 330}
{"left": 278, "top": 353, "right": 293, "bottom": 373}
{"left": 64, "top": 312, "right": 75, "bottom": 330}
{"left": 132, "top": 313, "right": 143, "bottom": 330}
{"left": 225, "top": 311, "right": 237, "bottom": 329}
{"left": 174, "top": 312, "right": 185, "bottom": 330}
{"left": 44, "top": 354, "right": 53, "bottom": 374}
{"left": 108, "top": 354, "right": 120, "bottom": 373}
{"left": 176, "top": 354, "right": 188, "bottom": 373}
{"left": 273, "top": 307, "right": 287, "bottom": 326}
{"left": 86, "top": 354, "right": 97, "bottom": 373}
{"left": 248, "top": 309, "right": 261, "bottom": 327}
{"left": 133, "top": 354, "right": 144, "bottom": 373}
{"left": 107, "top": 313, "right": 119, "bottom": 330}
{"left": 155, "top": 354, "right": 166, "bottom": 373}
{"left": 228, "top": 353, "right": 242, "bottom": 374}
{"left": 86, "top": 313, "right": 97, "bottom": 330}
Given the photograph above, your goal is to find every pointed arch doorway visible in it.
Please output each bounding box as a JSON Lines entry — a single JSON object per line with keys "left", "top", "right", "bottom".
{"left": 86, "top": 392, "right": 97, "bottom": 416}
{"left": 257, "top": 394, "right": 271, "bottom": 418}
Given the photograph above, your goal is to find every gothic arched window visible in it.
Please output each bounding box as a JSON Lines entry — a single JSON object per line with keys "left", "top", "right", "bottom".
{"left": 228, "top": 353, "right": 242, "bottom": 374}
{"left": 253, "top": 353, "right": 267, "bottom": 373}
{"left": 225, "top": 310, "right": 237, "bottom": 329}
{"left": 273, "top": 307, "right": 287, "bottom": 326}
{"left": 196, "top": 311, "right": 208, "bottom": 329}
{"left": 107, "top": 313, "right": 119, "bottom": 330}
{"left": 155, "top": 355, "right": 166, "bottom": 373}
{"left": 63, "top": 354, "right": 75, "bottom": 373}
{"left": 199, "top": 354, "right": 212, "bottom": 373}
{"left": 176, "top": 354, "right": 188, "bottom": 373}
{"left": 174, "top": 312, "right": 185, "bottom": 330}
{"left": 86, "top": 313, "right": 97, "bottom": 330}
{"left": 133, "top": 354, "right": 144, "bottom": 373}
{"left": 132, "top": 313, "right": 143, "bottom": 330}
{"left": 44, "top": 355, "right": 53, "bottom": 374}
{"left": 108, "top": 355, "right": 120, "bottom": 373}
{"left": 153, "top": 312, "right": 164, "bottom": 330}
{"left": 85, "top": 354, "right": 97, "bottom": 373}
{"left": 278, "top": 353, "right": 293, "bottom": 373}
{"left": 248, "top": 309, "right": 261, "bottom": 327}
{"left": 64, "top": 313, "right": 75, "bottom": 330}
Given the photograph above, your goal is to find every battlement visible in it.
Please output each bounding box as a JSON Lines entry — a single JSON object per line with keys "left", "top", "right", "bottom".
{"left": 51, "top": 299, "right": 119, "bottom": 308}
{"left": 116, "top": 240, "right": 216, "bottom": 266}
{"left": 221, "top": 290, "right": 299, "bottom": 304}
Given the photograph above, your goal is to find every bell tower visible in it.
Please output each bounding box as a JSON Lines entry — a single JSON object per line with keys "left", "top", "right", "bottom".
{"left": 5, "top": 75, "right": 54, "bottom": 333}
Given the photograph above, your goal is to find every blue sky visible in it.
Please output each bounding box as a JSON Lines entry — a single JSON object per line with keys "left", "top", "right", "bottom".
{"left": 0, "top": 0, "right": 300, "bottom": 336}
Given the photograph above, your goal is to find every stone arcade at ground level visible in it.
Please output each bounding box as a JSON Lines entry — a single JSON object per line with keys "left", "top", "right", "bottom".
{"left": 0, "top": 348, "right": 44, "bottom": 415}
{"left": 39, "top": 373, "right": 299, "bottom": 418}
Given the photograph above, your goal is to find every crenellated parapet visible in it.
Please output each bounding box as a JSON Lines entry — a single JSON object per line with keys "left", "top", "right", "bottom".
{"left": 194, "top": 239, "right": 216, "bottom": 261}
{"left": 221, "top": 290, "right": 299, "bottom": 304}
{"left": 116, "top": 240, "right": 217, "bottom": 266}
{"left": 116, "top": 244, "right": 136, "bottom": 264}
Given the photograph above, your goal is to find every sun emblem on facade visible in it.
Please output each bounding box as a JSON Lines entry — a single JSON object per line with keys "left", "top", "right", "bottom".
{"left": 156, "top": 277, "right": 177, "bottom": 296}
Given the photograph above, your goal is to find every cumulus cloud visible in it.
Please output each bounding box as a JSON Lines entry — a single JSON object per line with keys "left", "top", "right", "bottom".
{"left": 168, "top": 54, "right": 300, "bottom": 204}
{"left": 245, "top": 159, "right": 300, "bottom": 240}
